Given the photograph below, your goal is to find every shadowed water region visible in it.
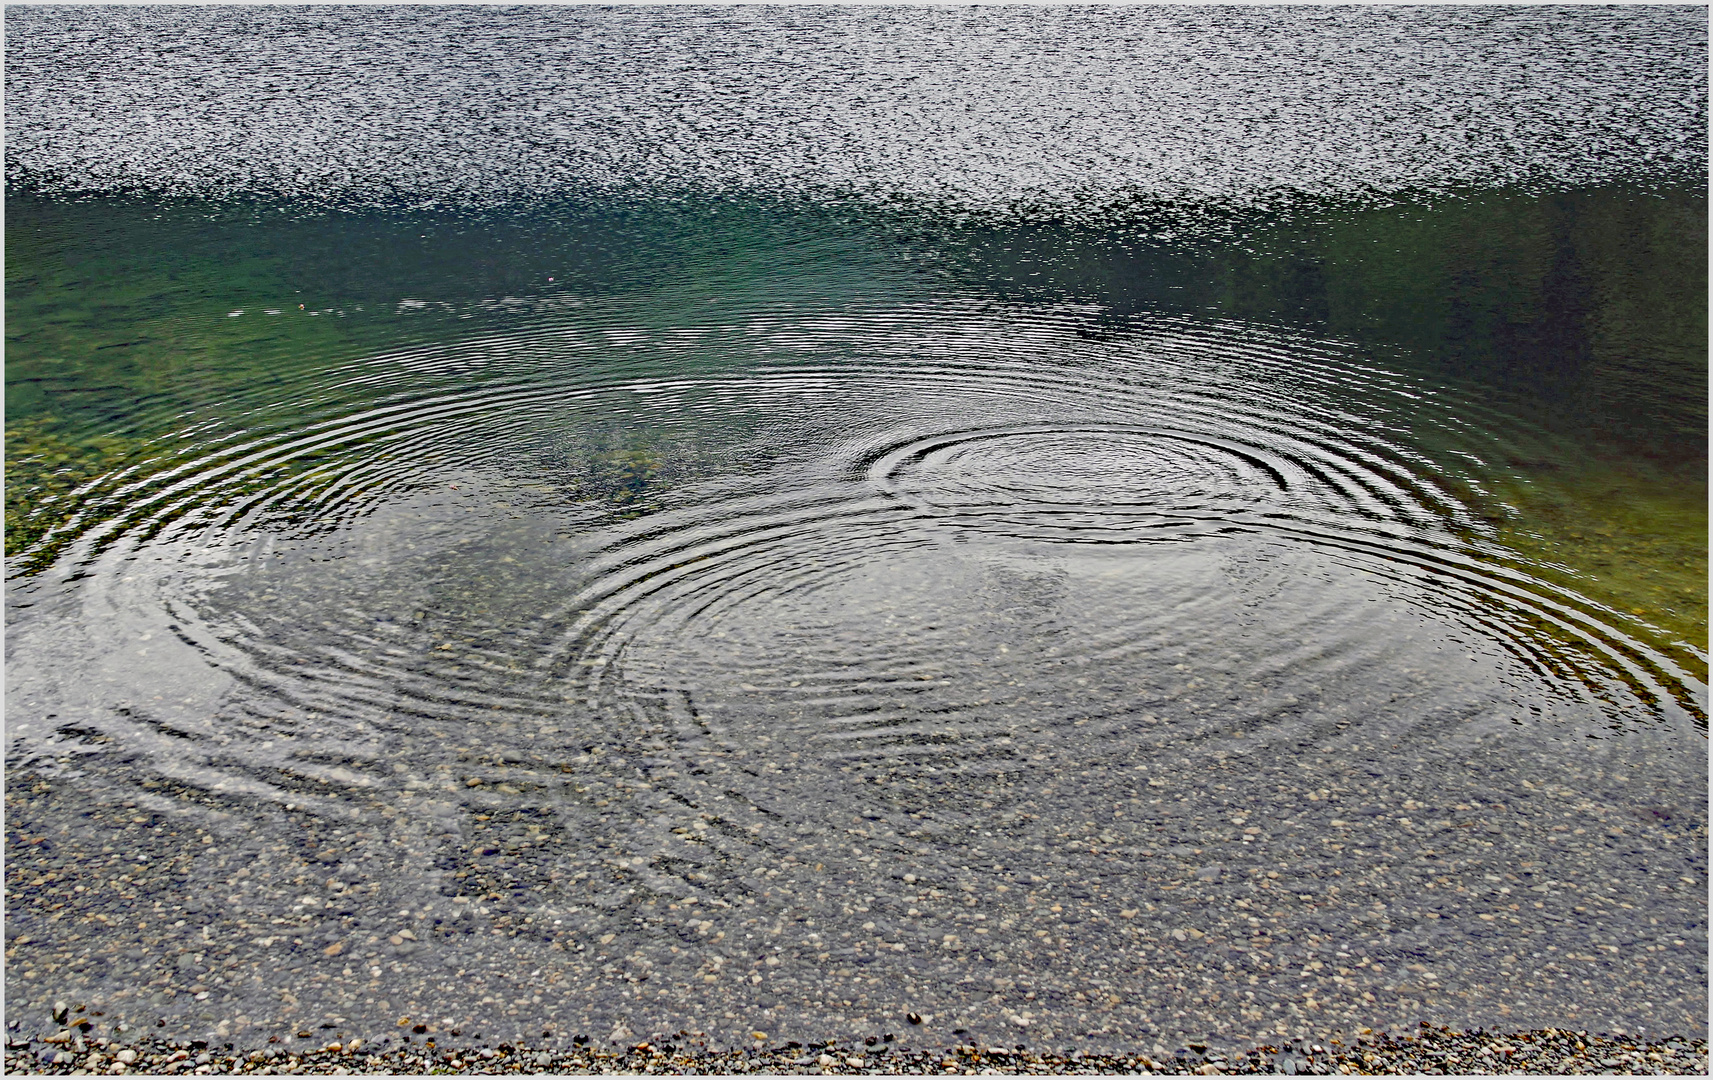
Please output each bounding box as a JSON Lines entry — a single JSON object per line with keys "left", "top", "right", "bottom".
{"left": 4, "top": 4, "right": 1707, "bottom": 1062}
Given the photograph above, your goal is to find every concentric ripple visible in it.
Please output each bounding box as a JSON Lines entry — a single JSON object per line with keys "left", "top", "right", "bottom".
{"left": 13, "top": 301, "right": 1704, "bottom": 790}
{"left": 7, "top": 252, "right": 1705, "bottom": 1056}
{"left": 866, "top": 425, "right": 1289, "bottom": 543}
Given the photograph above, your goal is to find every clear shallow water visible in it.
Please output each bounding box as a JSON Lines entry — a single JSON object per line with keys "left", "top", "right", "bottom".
{"left": 5, "top": 5, "right": 1706, "bottom": 1058}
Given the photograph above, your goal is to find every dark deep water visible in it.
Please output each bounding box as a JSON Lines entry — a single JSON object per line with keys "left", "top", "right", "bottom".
{"left": 5, "top": 5, "right": 1706, "bottom": 1058}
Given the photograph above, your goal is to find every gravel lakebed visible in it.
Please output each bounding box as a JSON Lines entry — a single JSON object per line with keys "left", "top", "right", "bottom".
{"left": 4, "top": 1024, "right": 1708, "bottom": 1075}
{"left": 6, "top": 740, "right": 1707, "bottom": 1077}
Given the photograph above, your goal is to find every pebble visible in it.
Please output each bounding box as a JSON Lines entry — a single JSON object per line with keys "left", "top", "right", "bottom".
{"left": 13, "top": 703, "right": 1701, "bottom": 1058}
{"left": 2, "top": 1027, "right": 1705, "bottom": 1074}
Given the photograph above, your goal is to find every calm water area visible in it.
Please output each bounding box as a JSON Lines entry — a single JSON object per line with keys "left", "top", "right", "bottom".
{"left": 4, "top": 5, "right": 1706, "bottom": 1058}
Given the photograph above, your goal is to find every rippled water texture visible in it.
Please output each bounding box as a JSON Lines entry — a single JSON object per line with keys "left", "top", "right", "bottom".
{"left": 5, "top": 4, "right": 1707, "bottom": 1059}
{"left": 6, "top": 6, "right": 1707, "bottom": 213}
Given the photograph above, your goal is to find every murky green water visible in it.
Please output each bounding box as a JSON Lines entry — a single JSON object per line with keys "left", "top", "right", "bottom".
{"left": 9, "top": 188, "right": 1705, "bottom": 672}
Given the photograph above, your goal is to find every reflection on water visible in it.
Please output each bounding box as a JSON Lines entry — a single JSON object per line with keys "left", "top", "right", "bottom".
{"left": 950, "top": 184, "right": 1710, "bottom": 667}
{"left": 8, "top": 7, "right": 1704, "bottom": 211}
{"left": 9, "top": 190, "right": 1705, "bottom": 689}
{"left": 3, "top": 3, "right": 1706, "bottom": 1053}
{"left": 6, "top": 193, "right": 1707, "bottom": 1054}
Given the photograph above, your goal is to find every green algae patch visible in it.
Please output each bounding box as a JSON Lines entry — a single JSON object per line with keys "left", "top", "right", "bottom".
{"left": 1487, "top": 461, "right": 1708, "bottom": 668}
{"left": 4, "top": 414, "right": 156, "bottom": 573}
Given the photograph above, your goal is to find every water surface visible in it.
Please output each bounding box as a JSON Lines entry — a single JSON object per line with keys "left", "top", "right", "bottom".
{"left": 5, "top": 5, "right": 1706, "bottom": 1058}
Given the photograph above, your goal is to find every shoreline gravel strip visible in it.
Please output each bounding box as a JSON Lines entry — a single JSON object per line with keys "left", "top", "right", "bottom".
{"left": 5, "top": 1026, "right": 1706, "bottom": 1075}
